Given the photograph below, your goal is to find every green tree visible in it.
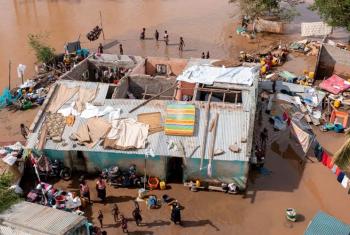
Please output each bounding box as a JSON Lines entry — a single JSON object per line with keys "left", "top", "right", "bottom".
{"left": 28, "top": 33, "right": 56, "bottom": 64}
{"left": 0, "top": 173, "right": 21, "bottom": 213}
{"left": 310, "top": 0, "right": 350, "bottom": 31}
{"left": 231, "top": 0, "right": 297, "bottom": 21}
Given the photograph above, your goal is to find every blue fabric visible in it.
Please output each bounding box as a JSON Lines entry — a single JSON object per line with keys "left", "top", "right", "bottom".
{"left": 337, "top": 172, "right": 345, "bottom": 183}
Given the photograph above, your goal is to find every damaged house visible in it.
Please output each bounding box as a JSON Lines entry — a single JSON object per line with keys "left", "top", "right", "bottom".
{"left": 27, "top": 55, "right": 258, "bottom": 189}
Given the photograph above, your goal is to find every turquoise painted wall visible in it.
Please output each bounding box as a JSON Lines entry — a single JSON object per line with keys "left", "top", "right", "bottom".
{"left": 44, "top": 149, "right": 167, "bottom": 180}
{"left": 44, "top": 149, "right": 248, "bottom": 187}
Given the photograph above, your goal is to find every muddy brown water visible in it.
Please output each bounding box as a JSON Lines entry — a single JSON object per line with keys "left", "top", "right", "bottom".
{"left": 1, "top": 0, "right": 349, "bottom": 91}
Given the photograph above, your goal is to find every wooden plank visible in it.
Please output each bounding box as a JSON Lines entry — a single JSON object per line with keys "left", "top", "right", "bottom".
{"left": 199, "top": 93, "right": 212, "bottom": 170}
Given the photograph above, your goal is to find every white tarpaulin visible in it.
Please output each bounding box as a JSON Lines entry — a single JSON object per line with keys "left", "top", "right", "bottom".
{"left": 301, "top": 22, "right": 332, "bottom": 37}
{"left": 176, "top": 65, "right": 258, "bottom": 86}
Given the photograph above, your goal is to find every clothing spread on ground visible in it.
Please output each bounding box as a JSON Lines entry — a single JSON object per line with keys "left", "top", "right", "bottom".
{"left": 165, "top": 104, "right": 195, "bottom": 136}
{"left": 104, "top": 118, "right": 149, "bottom": 150}
{"left": 176, "top": 65, "right": 258, "bottom": 86}
{"left": 73, "top": 118, "right": 111, "bottom": 148}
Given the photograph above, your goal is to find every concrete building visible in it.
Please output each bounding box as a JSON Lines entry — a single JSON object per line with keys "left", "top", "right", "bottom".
{"left": 27, "top": 54, "right": 258, "bottom": 188}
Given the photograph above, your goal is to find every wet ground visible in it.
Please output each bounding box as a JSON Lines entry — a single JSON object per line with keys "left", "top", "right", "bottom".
{"left": 51, "top": 99, "right": 350, "bottom": 235}
{"left": 1, "top": 0, "right": 349, "bottom": 90}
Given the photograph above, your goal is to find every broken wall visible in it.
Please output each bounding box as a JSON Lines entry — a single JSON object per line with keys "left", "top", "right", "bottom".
{"left": 61, "top": 59, "right": 89, "bottom": 80}
{"left": 146, "top": 57, "right": 188, "bottom": 76}
{"left": 128, "top": 75, "right": 176, "bottom": 99}
{"left": 316, "top": 45, "right": 350, "bottom": 80}
{"left": 111, "top": 77, "right": 129, "bottom": 99}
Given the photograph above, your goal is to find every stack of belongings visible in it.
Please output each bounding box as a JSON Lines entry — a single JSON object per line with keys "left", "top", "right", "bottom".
{"left": 164, "top": 104, "right": 195, "bottom": 136}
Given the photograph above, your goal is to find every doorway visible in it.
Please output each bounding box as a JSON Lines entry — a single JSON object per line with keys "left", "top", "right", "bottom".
{"left": 166, "top": 157, "right": 183, "bottom": 183}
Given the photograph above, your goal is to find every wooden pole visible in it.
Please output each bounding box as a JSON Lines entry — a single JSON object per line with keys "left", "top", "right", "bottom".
{"left": 199, "top": 93, "right": 212, "bottom": 170}
{"left": 99, "top": 11, "right": 105, "bottom": 40}
{"left": 8, "top": 60, "right": 11, "bottom": 89}
{"left": 208, "top": 113, "right": 219, "bottom": 176}
{"left": 129, "top": 84, "right": 177, "bottom": 113}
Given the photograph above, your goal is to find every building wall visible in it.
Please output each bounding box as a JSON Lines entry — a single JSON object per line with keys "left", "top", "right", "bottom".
{"left": 44, "top": 149, "right": 167, "bottom": 180}
{"left": 43, "top": 149, "right": 248, "bottom": 187}
{"left": 61, "top": 59, "right": 89, "bottom": 80}
{"left": 183, "top": 158, "right": 248, "bottom": 187}
{"left": 146, "top": 57, "right": 188, "bottom": 76}
{"left": 316, "top": 45, "right": 350, "bottom": 80}
{"left": 128, "top": 75, "right": 176, "bottom": 99}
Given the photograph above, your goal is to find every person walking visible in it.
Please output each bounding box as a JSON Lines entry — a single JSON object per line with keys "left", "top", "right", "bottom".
{"left": 206, "top": 51, "right": 210, "bottom": 59}
{"left": 163, "top": 30, "right": 169, "bottom": 45}
{"left": 97, "top": 210, "right": 104, "bottom": 228}
{"left": 201, "top": 52, "right": 205, "bottom": 59}
{"left": 98, "top": 43, "right": 104, "bottom": 54}
{"left": 260, "top": 128, "right": 268, "bottom": 150}
{"left": 120, "top": 215, "right": 128, "bottom": 233}
{"left": 170, "top": 201, "right": 183, "bottom": 225}
{"left": 179, "top": 37, "right": 185, "bottom": 51}
{"left": 79, "top": 177, "right": 91, "bottom": 203}
{"left": 140, "top": 28, "right": 146, "bottom": 40}
{"left": 119, "top": 44, "right": 124, "bottom": 55}
{"left": 20, "top": 123, "right": 30, "bottom": 139}
{"left": 154, "top": 30, "right": 159, "bottom": 41}
{"left": 96, "top": 176, "right": 107, "bottom": 202}
{"left": 132, "top": 201, "right": 142, "bottom": 226}
{"left": 112, "top": 203, "right": 120, "bottom": 223}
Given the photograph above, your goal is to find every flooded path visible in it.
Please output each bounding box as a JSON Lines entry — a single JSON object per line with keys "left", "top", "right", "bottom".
{"left": 0, "top": 0, "right": 348, "bottom": 90}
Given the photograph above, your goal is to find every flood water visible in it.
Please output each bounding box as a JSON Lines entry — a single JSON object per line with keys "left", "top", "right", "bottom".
{"left": 0, "top": 0, "right": 348, "bottom": 90}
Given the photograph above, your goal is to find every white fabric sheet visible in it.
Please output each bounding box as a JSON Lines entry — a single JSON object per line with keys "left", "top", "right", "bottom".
{"left": 176, "top": 65, "right": 258, "bottom": 86}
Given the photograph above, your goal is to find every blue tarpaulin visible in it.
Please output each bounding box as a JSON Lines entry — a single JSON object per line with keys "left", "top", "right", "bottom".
{"left": 304, "top": 211, "right": 350, "bottom": 235}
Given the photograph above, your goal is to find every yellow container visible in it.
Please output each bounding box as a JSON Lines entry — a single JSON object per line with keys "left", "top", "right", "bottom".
{"left": 334, "top": 100, "right": 341, "bottom": 108}
{"left": 160, "top": 181, "right": 166, "bottom": 190}
{"left": 195, "top": 180, "right": 201, "bottom": 187}
{"left": 308, "top": 72, "right": 315, "bottom": 79}
{"left": 261, "top": 65, "right": 267, "bottom": 74}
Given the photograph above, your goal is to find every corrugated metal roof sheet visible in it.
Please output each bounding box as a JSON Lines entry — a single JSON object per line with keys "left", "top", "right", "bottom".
{"left": 0, "top": 202, "right": 87, "bottom": 235}
{"left": 27, "top": 79, "right": 257, "bottom": 162}
{"left": 304, "top": 211, "right": 350, "bottom": 235}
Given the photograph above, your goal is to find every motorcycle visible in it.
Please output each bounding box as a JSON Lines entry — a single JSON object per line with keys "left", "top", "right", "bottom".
{"left": 102, "top": 164, "right": 142, "bottom": 188}
{"left": 35, "top": 156, "right": 72, "bottom": 181}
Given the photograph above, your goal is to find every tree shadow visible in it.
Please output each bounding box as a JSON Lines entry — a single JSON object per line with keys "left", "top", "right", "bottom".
{"left": 181, "top": 220, "right": 220, "bottom": 231}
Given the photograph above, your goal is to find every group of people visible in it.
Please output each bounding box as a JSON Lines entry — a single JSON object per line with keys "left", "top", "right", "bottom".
{"left": 98, "top": 43, "right": 123, "bottom": 55}
{"left": 140, "top": 28, "right": 187, "bottom": 51}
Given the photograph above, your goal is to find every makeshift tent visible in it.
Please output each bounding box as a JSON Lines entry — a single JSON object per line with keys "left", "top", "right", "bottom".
{"left": 165, "top": 104, "right": 195, "bottom": 136}
{"left": 301, "top": 22, "right": 332, "bottom": 37}
{"left": 290, "top": 121, "right": 313, "bottom": 154}
{"left": 319, "top": 74, "right": 350, "bottom": 94}
{"left": 176, "top": 65, "right": 258, "bottom": 86}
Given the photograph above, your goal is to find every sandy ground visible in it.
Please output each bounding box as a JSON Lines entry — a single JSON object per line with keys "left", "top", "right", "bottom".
{"left": 52, "top": 100, "right": 350, "bottom": 235}
{"left": 0, "top": 107, "right": 38, "bottom": 143}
